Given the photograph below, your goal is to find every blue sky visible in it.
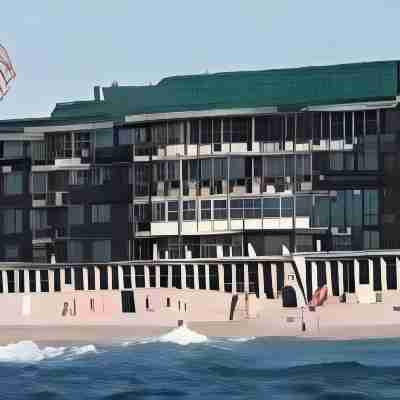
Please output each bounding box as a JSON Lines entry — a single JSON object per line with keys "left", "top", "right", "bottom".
{"left": 1, "top": 0, "right": 400, "bottom": 119}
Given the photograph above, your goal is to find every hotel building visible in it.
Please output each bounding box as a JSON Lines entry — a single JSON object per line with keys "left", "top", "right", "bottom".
{"left": 0, "top": 60, "right": 400, "bottom": 318}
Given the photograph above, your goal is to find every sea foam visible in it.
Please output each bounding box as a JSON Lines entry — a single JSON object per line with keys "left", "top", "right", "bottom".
{"left": 0, "top": 341, "right": 97, "bottom": 363}
{"left": 158, "top": 325, "right": 208, "bottom": 346}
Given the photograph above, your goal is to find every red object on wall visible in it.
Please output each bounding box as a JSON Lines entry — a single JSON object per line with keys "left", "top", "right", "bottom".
{"left": 0, "top": 44, "right": 16, "bottom": 100}
{"left": 309, "top": 285, "right": 328, "bottom": 307}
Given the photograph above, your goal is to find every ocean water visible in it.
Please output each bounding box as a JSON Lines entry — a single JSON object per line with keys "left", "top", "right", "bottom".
{"left": 1, "top": 327, "right": 400, "bottom": 399}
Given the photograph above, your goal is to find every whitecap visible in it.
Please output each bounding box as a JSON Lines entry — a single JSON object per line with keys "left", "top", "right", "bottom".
{"left": 69, "top": 344, "right": 97, "bottom": 356}
{"left": 158, "top": 325, "right": 208, "bottom": 346}
{"left": 0, "top": 341, "right": 65, "bottom": 363}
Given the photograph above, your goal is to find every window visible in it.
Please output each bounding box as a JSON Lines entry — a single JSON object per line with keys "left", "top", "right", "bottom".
{"left": 2, "top": 209, "right": 23, "bottom": 234}
{"left": 313, "top": 197, "right": 329, "bottom": 227}
{"left": 186, "top": 265, "right": 194, "bottom": 289}
{"left": 3, "top": 141, "right": 23, "bottom": 159}
{"left": 74, "top": 267, "right": 84, "bottom": 290}
{"left": 363, "top": 190, "right": 378, "bottom": 226}
{"left": 364, "top": 231, "right": 379, "bottom": 249}
{"left": 263, "top": 198, "right": 280, "bottom": 218}
{"left": 40, "top": 270, "right": 49, "bottom": 292}
{"left": 30, "top": 209, "right": 47, "bottom": 231}
{"left": 91, "top": 167, "right": 112, "bottom": 185}
{"left": 96, "top": 128, "right": 113, "bottom": 148}
{"left": 19, "top": 270, "right": 25, "bottom": 293}
{"left": 69, "top": 205, "right": 84, "bottom": 225}
{"left": 65, "top": 268, "right": 72, "bottom": 284}
{"left": 3, "top": 172, "right": 23, "bottom": 195}
{"left": 4, "top": 244, "right": 19, "bottom": 261}
{"left": 183, "top": 200, "right": 196, "bottom": 221}
{"left": 68, "top": 241, "right": 84, "bottom": 263}
{"left": 281, "top": 197, "right": 293, "bottom": 218}
{"left": 152, "top": 203, "right": 165, "bottom": 222}
{"left": 123, "top": 266, "right": 132, "bottom": 289}
{"left": 214, "top": 200, "right": 227, "bottom": 220}
{"left": 201, "top": 200, "right": 211, "bottom": 220}
{"left": 230, "top": 199, "right": 243, "bottom": 219}
{"left": 6, "top": 271, "right": 15, "bottom": 293}
{"left": 121, "top": 291, "right": 136, "bottom": 313}
{"left": 29, "top": 270, "right": 36, "bottom": 292}
{"left": 134, "top": 266, "right": 145, "bottom": 288}
{"left": 167, "top": 201, "right": 178, "bottom": 222}
{"left": 32, "top": 173, "right": 47, "bottom": 193}
{"left": 296, "top": 196, "right": 312, "bottom": 217}
{"left": 118, "top": 128, "right": 133, "bottom": 145}
{"left": 91, "top": 204, "right": 111, "bottom": 223}
{"left": 92, "top": 240, "right": 111, "bottom": 262}
{"left": 243, "top": 198, "right": 261, "bottom": 219}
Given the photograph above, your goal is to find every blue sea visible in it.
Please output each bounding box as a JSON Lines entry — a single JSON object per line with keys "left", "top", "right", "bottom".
{"left": 1, "top": 329, "right": 400, "bottom": 400}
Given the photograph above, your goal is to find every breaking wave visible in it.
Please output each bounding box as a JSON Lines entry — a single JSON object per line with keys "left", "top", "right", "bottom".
{"left": 0, "top": 340, "right": 97, "bottom": 363}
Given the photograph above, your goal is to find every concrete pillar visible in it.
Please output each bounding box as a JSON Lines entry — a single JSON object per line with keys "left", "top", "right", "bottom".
{"left": 231, "top": 264, "right": 237, "bottom": 294}
{"left": 311, "top": 261, "right": 318, "bottom": 296}
{"left": 205, "top": 264, "right": 210, "bottom": 290}
{"left": 48, "top": 269, "right": 54, "bottom": 292}
{"left": 144, "top": 265, "right": 150, "bottom": 288}
{"left": 271, "top": 263, "right": 278, "bottom": 298}
{"left": 167, "top": 265, "right": 173, "bottom": 288}
{"left": 396, "top": 258, "right": 400, "bottom": 290}
{"left": 35, "top": 270, "right": 40, "bottom": 293}
{"left": 60, "top": 268, "right": 66, "bottom": 292}
{"left": 244, "top": 264, "right": 249, "bottom": 293}
{"left": 368, "top": 259, "right": 373, "bottom": 289}
{"left": 155, "top": 265, "right": 161, "bottom": 288}
{"left": 193, "top": 264, "right": 199, "bottom": 290}
{"left": 381, "top": 258, "right": 388, "bottom": 292}
{"left": 181, "top": 264, "right": 186, "bottom": 290}
{"left": 354, "top": 259, "right": 360, "bottom": 292}
{"left": 218, "top": 264, "right": 224, "bottom": 292}
{"left": 94, "top": 266, "right": 100, "bottom": 290}
{"left": 82, "top": 267, "right": 88, "bottom": 291}
{"left": 71, "top": 268, "right": 75, "bottom": 291}
{"left": 24, "top": 269, "right": 29, "bottom": 293}
{"left": 2, "top": 270, "right": 8, "bottom": 293}
{"left": 107, "top": 265, "right": 113, "bottom": 290}
{"left": 325, "top": 261, "right": 333, "bottom": 296}
{"left": 337, "top": 261, "right": 344, "bottom": 296}
{"left": 14, "top": 270, "right": 19, "bottom": 294}
{"left": 118, "top": 265, "right": 124, "bottom": 290}
{"left": 257, "top": 263, "right": 264, "bottom": 298}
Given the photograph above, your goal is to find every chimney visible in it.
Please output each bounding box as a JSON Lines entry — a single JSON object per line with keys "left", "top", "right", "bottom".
{"left": 94, "top": 86, "right": 101, "bottom": 102}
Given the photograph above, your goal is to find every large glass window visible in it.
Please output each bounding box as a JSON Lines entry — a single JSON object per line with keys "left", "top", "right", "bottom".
{"left": 30, "top": 209, "right": 47, "bottom": 231}
{"left": 91, "top": 204, "right": 111, "bottom": 223}
{"left": 4, "top": 244, "right": 19, "bottom": 261}
{"left": 3, "top": 141, "right": 23, "bottom": 159}
{"left": 281, "top": 197, "right": 293, "bottom": 218}
{"left": 201, "top": 200, "right": 211, "bottom": 220}
{"left": 263, "top": 198, "right": 280, "bottom": 217}
{"left": 68, "top": 241, "right": 84, "bottom": 263}
{"left": 92, "top": 240, "right": 111, "bottom": 262}
{"left": 183, "top": 200, "right": 196, "bottom": 221}
{"left": 243, "top": 198, "right": 262, "bottom": 219}
{"left": 230, "top": 199, "right": 243, "bottom": 219}
{"left": 2, "top": 209, "right": 23, "bottom": 234}
{"left": 3, "top": 172, "right": 23, "bottom": 195}
{"left": 69, "top": 205, "right": 84, "bottom": 225}
{"left": 363, "top": 190, "right": 378, "bottom": 226}
{"left": 167, "top": 201, "right": 178, "bottom": 222}
{"left": 313, "top": 197, "right": 329, "bottom": 227}
{"left": 32, "top": 173, "right": 47, "bottom": 193}
{"left": 214, "top": 200, "right": 227, "bottom": 220}
{"left": 152, "top": 203, "right": 165, "bottom": 222}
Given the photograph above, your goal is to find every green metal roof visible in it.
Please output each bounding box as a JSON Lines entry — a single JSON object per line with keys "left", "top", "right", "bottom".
{"left": 51, "top": 60, "right": 400, "bottom": 120}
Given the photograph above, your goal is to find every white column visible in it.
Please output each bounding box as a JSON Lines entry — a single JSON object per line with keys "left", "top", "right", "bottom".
{"left": 218, "top": 264, "right": 224, "bottom": 292}
{"left": 337, "top": 261, "right": 344, "bottom": 296}
{"left": 167, "top": 265, "right": 173, "bottom": 288}
{"left": 48, "top": 269, "right": 54, "bottom": 292}
{"left": 60, "top": 268, "right": 66, "bottom": 292}
{"left": 25, "top": 270, "right": 31, "bottom": 293}
{"left": 205, "top": 264, "right": 210, "bottom": 290}
{"left": 381, "top": 258, "right": 388, "bottom": 292}
{"left": 193, "top": 264, "right": 199, "bottom": 290}
{"left": 35, "top": 270, "right": 41, "bottom": 293}
{"left": 368, "top": 259, "right": 374, "bottom": 289}
{"left": 155, "top": 265, "right": 161, "bottom": 288}
{"left": 144, "top": 265, "right": 150, "bottom": 288}
{"left": 94, "top": 266, "right": 100, "bottom": 290}
{"left": 257, "top": 263, "right": 264, "bottom": 298}
{"left": 244, "top": 264, "right": 249, "bottom": 293}
{"left": 354, "top": 259, "right": 360, "bottom": 292}
{"left": 118, "top": 265, "right": 124, "bottom": 290}
{"left": 181, "top": 264, "right": 186, "bottom": 290}
{"left": 231, "top": 264, "right": 237, "bottom": 294}
{"left": 2, "top": 271, "right": 8, "bottom": 293}
{"left": 71, "top": 267, "right": 75, "bottom": 291}
{"left": 325, "top": 261, "right": 333, "bottom": 296}
{"left": 271, "top": 263, "right": 278, "bottom": 298}
{"left": 82, "top": 267, "right": 88, "bottom": 291}
{"left": 107, "top": 265, "right": 113, "bottom": 290}
{"left": 19, "top": 270, "right": 26, "bottom": 293}
{"left": 396, "top": 258, "right": 400, "bottom": 290}
{"left": 14, "top": 270, "right": 19, "bottom": 294}
{"left": 311, "top": 261, "right": 318, "bottom": 296}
